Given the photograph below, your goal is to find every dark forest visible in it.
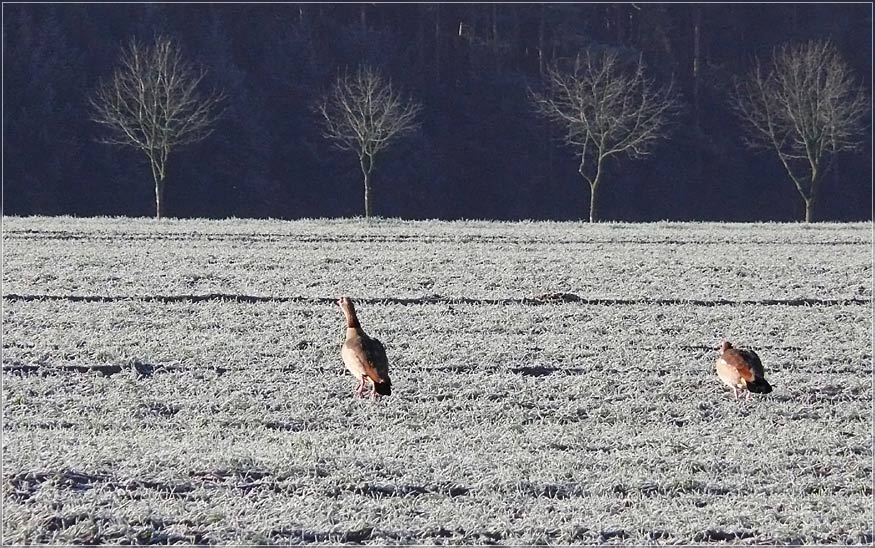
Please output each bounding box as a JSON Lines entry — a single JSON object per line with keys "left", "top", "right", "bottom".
{"left": 3, "top": 3, "right": 872, "bottom": 222}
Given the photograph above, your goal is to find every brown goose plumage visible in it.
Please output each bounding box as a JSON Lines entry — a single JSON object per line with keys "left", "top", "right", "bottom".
{"left": 338, "top": 296, "right": 392, "bottom": 399}
{"left": 715, "top": 340, "right": 772, "bottom": 400}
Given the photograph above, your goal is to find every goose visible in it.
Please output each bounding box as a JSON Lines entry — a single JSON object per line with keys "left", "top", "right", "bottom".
{"left": 715, "top": 340, "right": 772, "bottom": 400}
{"left": 338, "top": 296, "right": 392, "bottom": 399}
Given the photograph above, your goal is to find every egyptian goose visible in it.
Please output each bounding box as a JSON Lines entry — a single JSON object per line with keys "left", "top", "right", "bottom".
{"left": 715, "top": 341, "right": 772, "bottom": 400}
{"left": 337, "top": 297, "right": 392, "bottom": 399}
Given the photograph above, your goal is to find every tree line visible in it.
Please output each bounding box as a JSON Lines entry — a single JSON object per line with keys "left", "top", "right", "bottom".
{"left": 4, "top": 4, "right": 872, "bottom": 222}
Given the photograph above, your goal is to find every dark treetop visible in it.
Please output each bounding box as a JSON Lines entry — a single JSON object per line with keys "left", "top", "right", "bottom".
{"left": 3, "top": 3, "right": 871, "bottom": 221}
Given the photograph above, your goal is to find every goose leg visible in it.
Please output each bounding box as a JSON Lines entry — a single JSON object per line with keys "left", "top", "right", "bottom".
{"left": 732, "top": 387, "right": 738, "bottom": 400}
{"left": 745, "top": 390, "right": 752, "bottom": 401}
{"left": 355, "top": 377, "right": 365, "bottom": 398}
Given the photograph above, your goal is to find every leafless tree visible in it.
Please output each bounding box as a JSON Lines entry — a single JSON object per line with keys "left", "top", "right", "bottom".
{"left": 732, "top": 41, "right": 869, "bottom": 222}
{"left": 316, "top": 66, "right": 421, "bottom": 218}
{"left": 531, "top": 49, "right": 678, "bottom": 222}
{"left": 91, "top": 37, "right": 224, "bottom": 220}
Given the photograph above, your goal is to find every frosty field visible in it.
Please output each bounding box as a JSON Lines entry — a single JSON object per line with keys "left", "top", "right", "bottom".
{"left": 2, "top": 216, "right": 872, "bottom": 545}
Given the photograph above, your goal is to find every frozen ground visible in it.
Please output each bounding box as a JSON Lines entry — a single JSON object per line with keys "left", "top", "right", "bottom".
{"left": 2, "top": 216, "right": 872, "bottom": 545}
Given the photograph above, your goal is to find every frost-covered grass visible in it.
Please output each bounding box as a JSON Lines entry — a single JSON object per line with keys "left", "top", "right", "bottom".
{"left": 2, "top": 216, "right": 872, "bottom": 545}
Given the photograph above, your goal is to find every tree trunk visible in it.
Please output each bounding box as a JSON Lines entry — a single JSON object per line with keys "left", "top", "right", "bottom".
{"left": 492, "top": 4, "right": 501, "bottom": 74}
{"left": 434, "top": 5, "right": 441, "bottom": 85}
{"left": 155, "top": 178, "right": 165, "bottom": 220}
{"left": 360, "top": 155, "right": 374, "bottom": 218}
{"left": 492, "top": 3, "right": 500, "bottom": 72}
{"left": 804, "top": 197, "right": 815, "bottom": 223}
{"left": 149, "top": 156, "right": 166, "bottom": 220}
{"left": 364, "top": 173, "right": 372, "bottom": 218}
{"left": 580, "top": 156, "right": 604, "bottom": 223}
{"left": 588, "top": 181, "right": 601, "bottom": 223}
{"left": 692, "top": 5, "right": 702, "bottom": 129}
{"left": 492, "top": 4, "right": 498, "bottom": 50}
{"left": 803, "top": 165, "right": 821, "bottom": 223}
{"left": 614, "top": 4, "right": 625, "bottom": 43}
{"left": 538, "top": 4, "right": 546, "bottom": 77}
{"left": 416, "top": 6, "right": 425, "bottom": 68}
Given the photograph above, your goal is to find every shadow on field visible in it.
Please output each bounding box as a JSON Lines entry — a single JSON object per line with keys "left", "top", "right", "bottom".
{"left": 7, "top": 467, "right": 872, "bottom": 545}
{"left": 1, "top": 361, "right": 227, "bottom": 378}
{"left": 6, "top": 469, "right": 195, "bottom": 503}
{"left": 3, "top": 292, "right": 869, "bottom": 307}
{"left": 511, "top": 365, "right": 588, "bottom": 376}
{"left": 4, "top": 229, "right": 867, "bottom": 247}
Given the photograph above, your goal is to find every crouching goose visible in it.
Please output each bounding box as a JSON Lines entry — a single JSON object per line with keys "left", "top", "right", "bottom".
{"left": 715, "top": 340, "right": 773, "bottom": 400}
{"left": 338, "top": 296, "right": 392, "bottom": 399}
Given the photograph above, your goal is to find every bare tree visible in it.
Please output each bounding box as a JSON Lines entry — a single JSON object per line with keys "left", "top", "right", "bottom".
{"left": 316, "top": 66, "right": 421, "bottom": 218}
{"left": 91, "top": 37, "right": 224, "bottom": 220}
{"left": 531, "top": 49, "right": 678, "bottom": 222}
{"left": 732, "top": 41, "right": 868, "bottom": 222}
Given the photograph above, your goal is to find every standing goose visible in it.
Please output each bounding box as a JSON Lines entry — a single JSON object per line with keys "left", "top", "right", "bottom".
{"left": 338, "top": 296, "right": 392, "bottom": 399}
{"left": 715, "top": 340, "right": 773, "bottom": 400}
